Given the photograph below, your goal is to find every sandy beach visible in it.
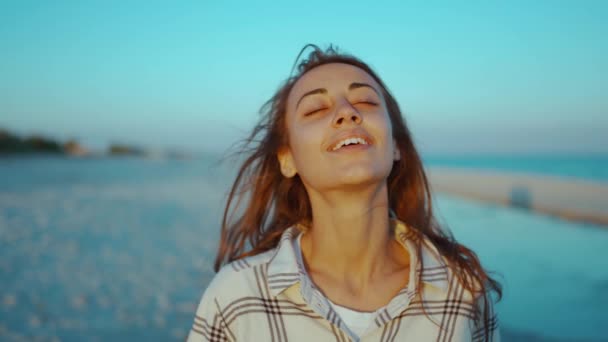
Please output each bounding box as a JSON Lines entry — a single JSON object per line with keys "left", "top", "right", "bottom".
{"left": 428, "top": 167, "right": 608, "bottom": 226}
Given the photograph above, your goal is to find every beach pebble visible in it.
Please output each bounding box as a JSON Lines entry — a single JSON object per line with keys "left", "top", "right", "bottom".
{"left": 71, "top": 295, "right": 87, "bottom": 310}
{"left": 162, "top": 254, "right": 177, "bottom": 267}
{"left": 0, "top": 262, "right": 10, "bottom": 273}
{"left": 176, "top": 301, "right": 196, "bottom": 314}
{"left": 59, "top": 318, "right": 78, "bottom": 329}
{"left": 154, "top": 314, "right": 166, "bottom": 327}
{"left": 96, "top": 295, "right": 110, "bottom": 308}
{"left": 156, "top": 294, "right": 170, "bottom": 310}
{"left": 28, "top": 315, "right": 41, "bottom": 328}
{"left": 2, "top": 294, "right": 16, "bottom": 308}
{"left": 171, "top": 328, "right": 186, "bottom": 340}
{"left": 192, "top": 258, "right": 206, "bottom": 270}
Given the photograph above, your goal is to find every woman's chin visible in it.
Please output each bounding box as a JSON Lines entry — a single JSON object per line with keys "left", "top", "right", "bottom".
{"left": 326, "top": 169, "right": 388, "bottom": 191}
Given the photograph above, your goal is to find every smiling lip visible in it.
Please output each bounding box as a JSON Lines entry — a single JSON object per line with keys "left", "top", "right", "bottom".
{"left": 326, "top": 131, "right": 373, "bottom": 152}
{"left": 332, "top": 143, "right": 370, "bottom": 153}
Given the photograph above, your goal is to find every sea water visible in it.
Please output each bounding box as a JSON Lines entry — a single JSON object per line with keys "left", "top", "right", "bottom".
{"left": 0, "top": 155, "right": 606, "bottom": 341}
{"left": 425, "top": 154, "right": 608, "bottom": 183}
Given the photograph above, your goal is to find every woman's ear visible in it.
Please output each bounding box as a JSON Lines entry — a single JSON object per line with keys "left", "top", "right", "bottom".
{"left": 393, "top": 140, "right": 401, "bottom": 161}
{"left": 277, "top": 146, "right": 297, "bottom": 178}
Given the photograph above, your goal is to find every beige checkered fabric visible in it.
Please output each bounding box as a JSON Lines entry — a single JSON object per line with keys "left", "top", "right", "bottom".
{"left": 187, "top": 219, "right": 499, "bottom": 341}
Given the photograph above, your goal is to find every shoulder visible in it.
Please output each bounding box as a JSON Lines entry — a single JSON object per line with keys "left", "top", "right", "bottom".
{"left": 416, "top": 239, "right": 500, "bottom": 341}
{"left": 422, "top": 239, "right": 500, "bottom": 340}
{"left": 418, "top": 237, "right": 499, "bottom": 315}
{"left": 201, "top": 249, "right": 276, "bottom": 304}
{"left": 193, "top": 226, "right": 302, "bottom": 316}
{"left": 187, "top": 250, "right": 277, "bottom": 340}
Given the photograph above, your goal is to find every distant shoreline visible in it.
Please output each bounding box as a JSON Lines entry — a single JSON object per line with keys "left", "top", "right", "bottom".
{"left": 0, "top": 128, "right": 192, "bottom": 160}
{"left": 428, "top": 167, "right": 608, "bottom": 227}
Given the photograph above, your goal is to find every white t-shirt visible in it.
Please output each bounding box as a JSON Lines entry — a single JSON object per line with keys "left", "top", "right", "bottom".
{"left": 294, "top": 233, "right": 376, "bottom": 338}
{"left": 327, "top": 300, "right": 376, "bottom": 337}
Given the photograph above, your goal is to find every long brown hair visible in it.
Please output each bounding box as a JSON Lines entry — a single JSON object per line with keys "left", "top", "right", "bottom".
{"left": 215, "top": 44, "right": 501, "bottom": 337}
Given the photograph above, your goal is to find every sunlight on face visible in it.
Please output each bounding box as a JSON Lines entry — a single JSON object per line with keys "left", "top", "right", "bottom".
{"left": 280, "top": 63, "right": 399, "bottom": 193}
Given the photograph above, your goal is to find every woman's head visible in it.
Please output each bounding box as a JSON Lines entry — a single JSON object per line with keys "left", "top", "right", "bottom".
{"left": 279, "top": 61, "right": 400, "bottom": 196}
{"left": 217, "top": 45, "right": 434, "bottom": 267}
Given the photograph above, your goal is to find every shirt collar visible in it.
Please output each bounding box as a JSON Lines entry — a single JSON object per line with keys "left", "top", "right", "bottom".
{"left": 266, "top": 226, "right": 303, "bottom": 297}
{"left": 392, "top": 219, "right": 450, "bottom": 293}
{"left": 267, "top": 218, "right": 450, "bottom": 298}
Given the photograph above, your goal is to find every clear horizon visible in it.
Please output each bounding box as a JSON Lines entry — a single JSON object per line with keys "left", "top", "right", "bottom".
{"left": 1, "top": 1, "right": 607, "bottom": 155}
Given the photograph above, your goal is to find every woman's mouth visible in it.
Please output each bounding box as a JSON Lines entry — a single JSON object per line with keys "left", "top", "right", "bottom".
{"left": 329, "top": 136, "right": 371, "bottom": 152}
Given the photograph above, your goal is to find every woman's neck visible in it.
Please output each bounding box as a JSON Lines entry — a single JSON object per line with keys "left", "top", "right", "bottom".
{"left": 301, "top": 183, "right": 401, "bottom": 295}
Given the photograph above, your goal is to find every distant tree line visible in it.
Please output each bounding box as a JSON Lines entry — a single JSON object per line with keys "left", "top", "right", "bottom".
{"left": 108, "top": 144, "right": 144, "bottom": 156}
{"left": 0, "top": 128, "right": 64, "bottom": 154}
{"left": 0, "top": 127, "right": 186, "bottom": 158}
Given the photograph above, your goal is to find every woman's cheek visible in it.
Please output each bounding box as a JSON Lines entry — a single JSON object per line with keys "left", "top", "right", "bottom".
{"left": 289, "top": 126, "right": 320, "bottom": 164}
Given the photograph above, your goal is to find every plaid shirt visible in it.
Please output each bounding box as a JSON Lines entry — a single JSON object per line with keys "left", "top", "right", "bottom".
{"left": 187, "top": 219, "right": 499, "bottom": 341}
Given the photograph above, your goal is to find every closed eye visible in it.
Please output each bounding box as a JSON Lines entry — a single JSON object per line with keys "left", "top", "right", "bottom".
{"left": 304, "top": 108, "right": 327, "bottom": 116}
{"left": 355, "top": 101, "right": 378, "bottom": 106}
{"left": 304, "top": 102, "right": 377, "bottom": 116}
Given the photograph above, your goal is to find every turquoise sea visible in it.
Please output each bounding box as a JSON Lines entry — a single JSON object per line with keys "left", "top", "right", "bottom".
{"left": 424, "top": 154, "right": 608, "bottom": 183}
{"left": 1, "top": 155, "right": 607, "bottom": 341}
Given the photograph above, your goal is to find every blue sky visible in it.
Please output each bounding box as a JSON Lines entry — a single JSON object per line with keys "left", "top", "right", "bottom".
{"left": 1, "top": 1, "right": 606, "bottom": 154}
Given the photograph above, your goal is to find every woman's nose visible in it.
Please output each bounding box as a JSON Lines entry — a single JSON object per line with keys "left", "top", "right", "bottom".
{"left": 332, "top": 101, "right": 362, "bottom": 127}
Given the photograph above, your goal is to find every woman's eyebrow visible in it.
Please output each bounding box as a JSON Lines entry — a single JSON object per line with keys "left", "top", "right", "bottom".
{"left": 349, "top": 82, "right": 380, "bottom": 96}
{"left": 296, "top": 88, "right": 327, "bottom": 110}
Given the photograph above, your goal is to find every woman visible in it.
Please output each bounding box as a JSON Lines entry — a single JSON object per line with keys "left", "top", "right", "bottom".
{"left": 188, "top": 45, "right": 501, "bottom": 342}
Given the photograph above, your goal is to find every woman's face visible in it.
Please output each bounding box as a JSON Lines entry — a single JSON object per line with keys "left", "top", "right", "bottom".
{"left": 279, "top": 63, "right": 399, "bottom": 193}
